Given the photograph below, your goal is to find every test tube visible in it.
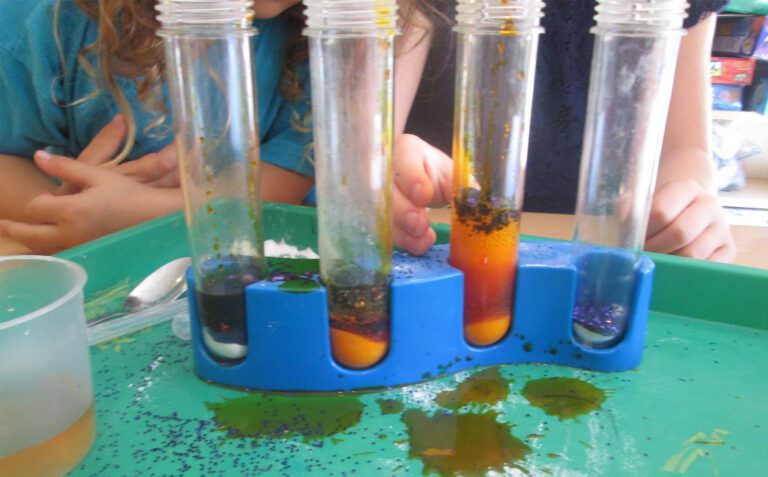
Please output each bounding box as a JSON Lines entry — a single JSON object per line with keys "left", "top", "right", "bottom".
{"left": 572, "top": 0, "right": 688, "bottom": 348}
{"left": 158, "top": 0, "right": 263, "bottom": 363}
{"left": 304, "top": 0, "right": 397, "bottom": 369}
{"left": 450, "top": 0, "right": 544, "bottom": 346}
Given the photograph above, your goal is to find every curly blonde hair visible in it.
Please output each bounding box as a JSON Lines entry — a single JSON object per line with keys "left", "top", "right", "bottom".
{"left": 59, "top": 0, "right": 439, "bottom": 164}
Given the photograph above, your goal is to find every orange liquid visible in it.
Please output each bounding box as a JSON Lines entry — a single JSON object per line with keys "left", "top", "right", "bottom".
{"left": 450, "top": 213, "right": 519, "bottom": 346}
{"left": 0, "top": 404, "right": 95, "bottom": 477}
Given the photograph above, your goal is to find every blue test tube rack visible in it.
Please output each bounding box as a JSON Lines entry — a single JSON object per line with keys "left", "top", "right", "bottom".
{"left": 187, "top": 241, "right": 653, "bottom": 392}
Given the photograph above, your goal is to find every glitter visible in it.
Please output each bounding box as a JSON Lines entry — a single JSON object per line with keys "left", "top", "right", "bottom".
{"left": 572, "top": 303, "right": 626, "bottom": 337}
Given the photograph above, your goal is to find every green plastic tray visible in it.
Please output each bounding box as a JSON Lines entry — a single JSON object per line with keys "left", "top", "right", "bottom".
{"left": 724, "top": 0, "right": 768, "bottom": 15}
{"left": 58, "top": 203, "right": 768, "bottom": 477}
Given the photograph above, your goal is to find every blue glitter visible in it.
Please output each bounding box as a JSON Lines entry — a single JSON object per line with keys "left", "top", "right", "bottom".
{"left": 572, "top": 303, "right": 626, "bottom": 337}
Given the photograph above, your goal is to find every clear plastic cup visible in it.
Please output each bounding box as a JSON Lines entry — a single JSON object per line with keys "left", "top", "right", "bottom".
{"left": 0, "top": 256, "right": 95, "bottom": 477}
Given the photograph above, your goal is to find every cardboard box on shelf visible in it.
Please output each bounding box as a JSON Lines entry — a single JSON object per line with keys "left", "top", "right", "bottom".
{"left": 711, "top": 56, "right": 757, "bottom": 84}
{"left": 713, "top": 83, "right": 746, "bottom": 110}
{"left": 745, "top": 61, "right": 768, "bottom": 114}
{"left": 713, "top": 14, "right": 768, "bottom": 60}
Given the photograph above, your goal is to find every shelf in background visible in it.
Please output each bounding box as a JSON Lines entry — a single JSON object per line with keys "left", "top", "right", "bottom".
{"left": 719, "top": 178, "right": 768, "bottom": 210}
{"left": 712, "top": 110, "right": 768, "bottom": 122}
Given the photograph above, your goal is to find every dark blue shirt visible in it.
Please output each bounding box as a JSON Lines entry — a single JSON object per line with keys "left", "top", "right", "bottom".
{"left": 405, "top": 0, "right": 728, "bottom": 213}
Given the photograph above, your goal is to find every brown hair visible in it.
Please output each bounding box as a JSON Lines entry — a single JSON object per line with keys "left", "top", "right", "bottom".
{"left": 61, "top": 0, "right": 439, "bottom": 163}
{"left": 60, "top": 0, "right": 165, "bottom": 164}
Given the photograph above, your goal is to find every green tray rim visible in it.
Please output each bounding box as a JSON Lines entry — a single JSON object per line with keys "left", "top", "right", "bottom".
{"left": 57, "top": 203, "right": 768, "bottom": 332}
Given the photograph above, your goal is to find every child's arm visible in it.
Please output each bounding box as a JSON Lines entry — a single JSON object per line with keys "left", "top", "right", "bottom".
{"left": 260, "top": 161, "right": 315, "bottom": 204}
{"left": 646, "top": 14, "right": 736, "bottom": 262}
{"left": 390, "top": 7, "right": 455, "bottom": 254}
{"left": 394, "top": 6, "right": 433, "bottom": 135}
{"left": 0, "top": 151, "right": 183, "bottom": 254}
{"left": 0, "top": 115, "right": 186, "bottom": 253}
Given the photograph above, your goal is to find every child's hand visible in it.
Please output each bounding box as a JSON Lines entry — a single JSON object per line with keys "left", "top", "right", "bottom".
{"left": 114, "top": 143, "right": 179, "bottom": 188}
{"left": 645, "top": 179, "right": 736, "bottom": 262}
{"left": 0, "top": 151, "right": 182, "bottom": 254}
{"left": 54, "top": 114, "right": 128, "bottom": 195}
{"left": 392, "top": 134, "right": 452, "bottom": 255}
{"left": 55, "top": 114, "right": 180, "bottom": 194}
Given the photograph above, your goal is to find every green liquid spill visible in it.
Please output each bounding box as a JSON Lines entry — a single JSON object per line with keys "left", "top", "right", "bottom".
{"left": 206, "top": 393, "right": 363, "bottom": 442}
{"left": 278, "top": 278, "right": 321, "bottom": 293}
{"left": 521, "top": 377, "right": 606, "bottom": 419}
{"left": 377, "top": 398, "right": 405, "bottom": 415}
{"left": 402, "top": 409, "right": 530, "bottom": 477}
{"left": 266, "top": 257, "right": 321, "bottom": 293}
{"left": 435, "top": 368, "right": 510, "bottom": 410}
{"left": 266, "top": 257, "right": 319, "bottom": 275}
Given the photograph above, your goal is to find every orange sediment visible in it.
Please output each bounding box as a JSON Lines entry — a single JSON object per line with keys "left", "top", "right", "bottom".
{"left": 450, "top": 212, "right": 519, "bottom": 346}
{"left": 0, "top": 404, "right": 95, "bottom": 477}
{"left": 326, "top": 278, "right": 390, "bottom": 370}
{"left": 330, "top": 328, "right": 389, "bottom": 369}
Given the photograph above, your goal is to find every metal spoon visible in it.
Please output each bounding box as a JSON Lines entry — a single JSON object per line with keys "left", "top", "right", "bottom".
{"left": 87, "top": 256, "right": 191, "bottom": 328}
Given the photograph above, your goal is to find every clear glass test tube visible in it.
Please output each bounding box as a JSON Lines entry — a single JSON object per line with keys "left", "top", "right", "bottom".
{"left": 450, "top": 0, "right": 544, "bottom": 347}
{"left": 158, "top": 0, "right": 263, "bottom": 363}
{"left": 304, "top": 0, "right": 397, "bottom": 369}
{"left": 572, "top": 0, "right": 688, "bottom": 348}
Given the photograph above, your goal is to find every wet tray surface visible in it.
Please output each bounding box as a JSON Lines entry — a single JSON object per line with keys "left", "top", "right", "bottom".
{"left": 58, "top": 204, "right": 768, "bottom": 477}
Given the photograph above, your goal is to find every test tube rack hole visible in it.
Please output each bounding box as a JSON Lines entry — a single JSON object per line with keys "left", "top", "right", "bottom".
{"left": 187, "top": 241, "right": 653, "bottom": 392}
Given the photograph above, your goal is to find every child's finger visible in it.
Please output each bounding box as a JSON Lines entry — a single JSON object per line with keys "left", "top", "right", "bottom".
{"left": 34, "top": 151, "right": 110, "bottom": 189}
{"left": 646, "top": 180, "right": 696, "bottom": 238}
{"left": 54, "top": 182, "right": 80, "bottom": 196}
{"left": 24, "top": 193, "right": 76, "bottom": 224}
{"left": 672, "top": 222, "right": 725, "bottom": 261}
{"left": 145, "top": 171, "right": 181, "bottom": 188}
{"left": 708, "top": 242, "right": 737, "bottom": 263}
{"left": 157, "top": 142, "right": 178, "bottom": 164}
{"left": 115, "top": 144, "right": 178, "bottom": 185}
{"left": 645, "top": 196, "right": 715, "bottom": 254}
{"left": 393, "top": 134, "right": 436, "bottom": 208}
{"left": 394, "top": 225, "right": 436, "bottom": 256}
{"left": 116, "top": 153, "right": 173, "bottom": 182}
{"left": 393, "top": 184, "right": 430, "bottom": 239}
{"left": 422, "top": 146, "right": 453, "bottom": 207}
{"left": 79, "top": 114, "right": 127, "bottom": 166}
{"left": 0, "top": 219, "right": 62, "bottom": 254}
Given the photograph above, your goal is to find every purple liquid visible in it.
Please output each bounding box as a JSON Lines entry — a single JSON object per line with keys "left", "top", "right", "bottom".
{"left": 572, "top": 250, "right": 636, "bottom": 348}
{"left": 196, "top": 289, "right": 247, "bottom": 344}
{"left": 196, "top": 256, "right": 261, "bottom": 362}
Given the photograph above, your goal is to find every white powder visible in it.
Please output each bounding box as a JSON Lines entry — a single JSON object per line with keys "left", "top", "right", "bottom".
{"left": 229, "top": 239, "right": 260, "bottom": 257}
{"left": 229, "top": 239, "right": 319, "bottom": 259}
{"left": 264, "top": 239, "right": 319, "bottom": 259}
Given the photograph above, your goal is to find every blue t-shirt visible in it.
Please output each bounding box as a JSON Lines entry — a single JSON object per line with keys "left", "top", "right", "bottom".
{"left": 0, "top": 0, "right": 314, "bottom": 176}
